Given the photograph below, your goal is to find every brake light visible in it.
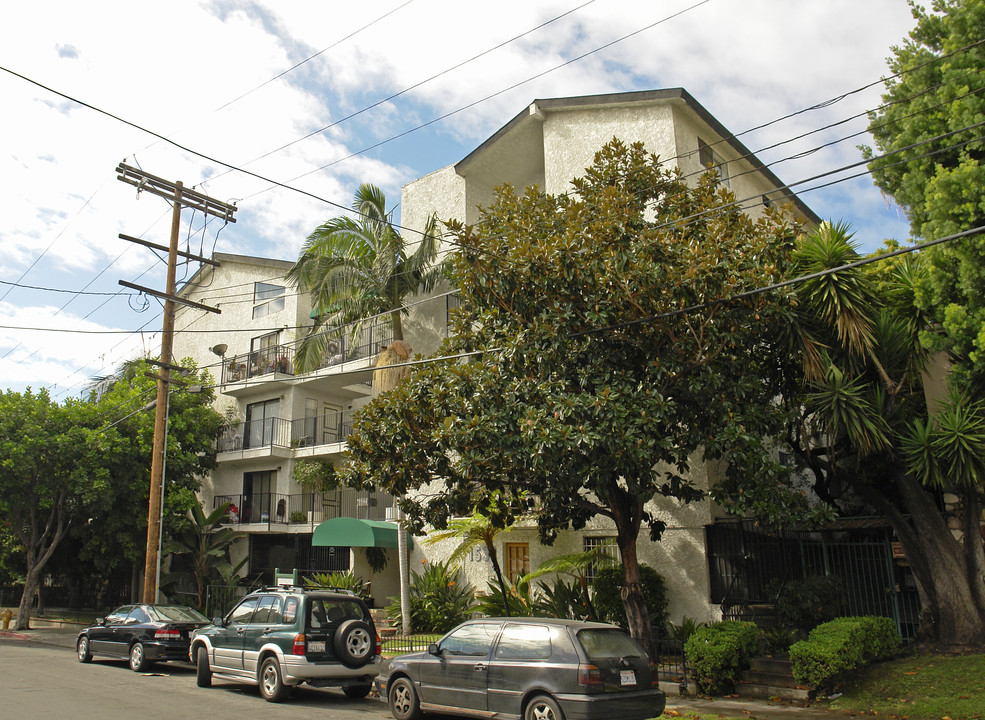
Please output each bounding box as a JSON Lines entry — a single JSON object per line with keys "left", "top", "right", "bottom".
{"left": 292, "top": 633, "right": 306, "bottom": 656}
{"left": 154, "top": 629, "right": 180, "bottom": 640}
{"left": 376, "top": 633, "right": 382, "bottom": 657}
{"left": 577, "top": 663, "right": 602, "bottom": 686}
{"left": 649, "top": 660, "right": 660, "bottom": 687}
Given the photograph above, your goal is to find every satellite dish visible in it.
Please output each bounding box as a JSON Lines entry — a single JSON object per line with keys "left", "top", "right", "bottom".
{"left": 210, "top": 344, "right": 228, "bottom": 357}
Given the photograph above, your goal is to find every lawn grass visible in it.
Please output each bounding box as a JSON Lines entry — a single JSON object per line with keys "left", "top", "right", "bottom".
{"left": 819, "top": 652, "right": 985, "bottom": 720}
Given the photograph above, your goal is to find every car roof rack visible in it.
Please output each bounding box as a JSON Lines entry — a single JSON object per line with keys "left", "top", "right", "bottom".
{"left": 251, "top": 584, "right": 357, "bottom": 596}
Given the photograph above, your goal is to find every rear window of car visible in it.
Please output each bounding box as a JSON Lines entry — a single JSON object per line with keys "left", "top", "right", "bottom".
{"left": 495, "top": 624, "right": 552, "bottom": 660}
{"left": 150, "top": 606, "right": 208, "bottom": 623}
{"left": 308, "top": 599, "right": 366, "bottom": 629}
{"left": 576, "top": 629, "right": 645, "bottom": 660}
{"left": 283, "top": 597, "right": 300, "bottom": 624}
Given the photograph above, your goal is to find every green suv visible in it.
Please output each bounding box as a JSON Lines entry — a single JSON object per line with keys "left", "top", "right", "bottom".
{"left": 190, "top": 586, "right": 380, "bottom": 702}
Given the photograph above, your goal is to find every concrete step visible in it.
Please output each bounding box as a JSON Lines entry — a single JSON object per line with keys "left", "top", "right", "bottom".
{"left": 749, "top": 657, "right": 793, "bottom": 674}
{"left": 736, "top": 680, "right": 814, "bottom": 702}
{"left": 742, "top": 670, "right": 804, "bottom": 688}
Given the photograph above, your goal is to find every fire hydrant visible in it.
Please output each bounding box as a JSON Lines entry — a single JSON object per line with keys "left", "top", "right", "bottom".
{"left": 1, "top": 608, "right": 13, "bottom": 630}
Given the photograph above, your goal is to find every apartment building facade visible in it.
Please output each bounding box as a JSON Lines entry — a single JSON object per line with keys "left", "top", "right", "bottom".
{"left": 174, "top": 88, "right": 818, "bottom": 620}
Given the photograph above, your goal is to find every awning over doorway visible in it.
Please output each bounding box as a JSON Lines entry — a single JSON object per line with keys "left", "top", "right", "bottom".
{"left": 311, "top": 517, "right": 413, "bottom": 549}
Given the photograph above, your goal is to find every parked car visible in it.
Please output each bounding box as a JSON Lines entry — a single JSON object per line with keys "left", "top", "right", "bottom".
{"left": 189, "top": 585, "right": 380, "bottom": 703}
{"left": 76, "top": 604, "right": 209, "bottom": 672}
{"left": 376, "top": 617, "right": 665, "bottom": 720}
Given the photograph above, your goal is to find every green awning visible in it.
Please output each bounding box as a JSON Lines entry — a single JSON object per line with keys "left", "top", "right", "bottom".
{"left": 311, "top": 517, "right": 412, "bottom": 549}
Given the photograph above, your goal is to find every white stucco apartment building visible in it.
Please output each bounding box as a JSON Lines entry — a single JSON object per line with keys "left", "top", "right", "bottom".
{"left": 172, "top": 88, "right": 818, "bottom": 620}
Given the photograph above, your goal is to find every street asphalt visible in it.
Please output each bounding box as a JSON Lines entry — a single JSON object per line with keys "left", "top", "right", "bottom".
{"left": 0, "top": 624, "right": 865, "bottom": 720}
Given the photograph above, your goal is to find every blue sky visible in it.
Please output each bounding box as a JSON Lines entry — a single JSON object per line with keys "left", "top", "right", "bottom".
{"left": 0, "top": 0, "right": 918, "bottom": 397}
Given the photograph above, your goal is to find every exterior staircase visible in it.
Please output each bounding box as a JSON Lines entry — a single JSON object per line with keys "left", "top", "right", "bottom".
{"left": 735, "top": 657, "right": 814, "bottom": 702}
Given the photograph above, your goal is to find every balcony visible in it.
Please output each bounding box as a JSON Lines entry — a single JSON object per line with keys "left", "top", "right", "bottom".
{"left": 216, "top": 417, "right": 292, "bottom": 458}
{"left": 213, "top": 488, "right": 397, "bottom": 531}
{"left": 290, "top": 409, "right": 355, "bottom": 449}
{"left": 222, "top": 344, "right": 295, "bottom": 384}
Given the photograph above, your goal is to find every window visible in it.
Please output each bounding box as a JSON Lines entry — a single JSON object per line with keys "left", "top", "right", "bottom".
{"left": 252, "top": 595, "right": 282, "bottom": 625}
{"left": 244, "top": 399, "right": 280, "bottom": 449}
{"left": 439, "top": 622, "right": 500, "bottom": 657}
{"left": 243, "top": 469, "right": 275, "bottom": 522}
{"left": 505, "top": 543, "right": 530, "bottom": 583}
{"left": 105, "top": 606, "right": 133, "bottom": 624}
{"left": 126, "top": 607, "right": 151, "bottom": 624}
{"left": 228, "top": 597, "right": 259, "bottom": 624}
{"left": 495, "top": 623, "right": 552, "bottom": 660}
{"left": 253, "top": 282, "right": 285, "bottom": 319}
{"left": 698, "top": 138, "right": 729, "bottom": 187}
{"left": 283, "top": 597, "right": 300, "bottom": 624}
{"left": 583, "top": 536, "right": 619, "bottom": 584}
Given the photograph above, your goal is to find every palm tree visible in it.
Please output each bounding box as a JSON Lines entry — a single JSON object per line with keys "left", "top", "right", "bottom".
{"left": 166, "top": 502, "right": 244, "bottom": 611}
{"left": 287, "top": 183, "right": 443, "bottom": 373}
{"left": 423, "top": 512, "right": 517, "bottom": 616}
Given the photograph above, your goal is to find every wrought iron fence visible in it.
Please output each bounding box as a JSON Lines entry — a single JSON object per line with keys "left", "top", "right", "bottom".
{"left": 214, "top": 488, "right": 396, "bottom": 528}
{"left": 651, "top": 636, "right": 688, "bottom": 688}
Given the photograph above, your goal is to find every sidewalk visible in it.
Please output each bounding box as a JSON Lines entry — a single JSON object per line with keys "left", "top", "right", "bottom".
{"left": 0, "top": 626, "right": 859, "bottom": 720}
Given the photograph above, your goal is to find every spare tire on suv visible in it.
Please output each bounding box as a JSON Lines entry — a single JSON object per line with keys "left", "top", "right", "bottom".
{"left": 334, "top": 618, "right": 374, "bottom": 667}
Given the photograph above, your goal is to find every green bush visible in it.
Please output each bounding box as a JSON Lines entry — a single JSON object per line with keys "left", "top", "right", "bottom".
{"left": 684, "top": 621, "right": 761, "bottom": 695}
{"left": 789, "top": 616, "right": 900, "bottom": 689}
{"left": 386, "top": 559, "right": 473, "bottom": 634}
{"left": 304, "top": 571, "right": 369, "bottom": 601}
{"left": 592, "top": 564, "right": 669, "bottom": 637}
{"left": 774, "top": 575, "right": 844, "bottom": 631}
{"left": 472, "top": 576, "right": 537, "bottom": 618}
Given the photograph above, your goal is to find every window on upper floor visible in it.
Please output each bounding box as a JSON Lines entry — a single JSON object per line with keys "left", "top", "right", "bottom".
{"left": 698, "top": 138, "right": 730, "bottom": 187}
{"left": 254, "top": 282, "right": 286, "bottom": 319}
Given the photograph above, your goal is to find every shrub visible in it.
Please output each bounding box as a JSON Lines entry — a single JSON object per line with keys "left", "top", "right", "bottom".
{"left": 789, "top": 616, "right": 900, "bottom": 689}
{"left": 304, "top": 571, "right": 369, "bottom": 601}
{"left": 774, "top": 575, "right": 844, "bottom": 631}
{"left": 386, "top": 559, "right": 473, "bottom": 633}
{"left": 473, "top": 576, "right": 537, "bottom": 618}
{"left": 592, "top": 564, "right": 669, "bottom": 637}
{"left": 684, "top": 621, "right": 761, "bottom": 695}
{"left": 536, "top": 576, "right": 596, "bottom": 620}
{"left": 669, "top": 615, "right": 707, "bottom": 643}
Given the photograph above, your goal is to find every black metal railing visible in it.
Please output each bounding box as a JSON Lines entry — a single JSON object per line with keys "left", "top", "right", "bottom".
{"left": 290, "top": 409, "right": 356, "bottom": 447}
{"left": 214, "top": 488, "right": 396, "bottom": 527}
{"left": 312, "top": 317, "right": 393, "bottom": 372}
{"left": 216, "top": 417, "right": 291, "bottom": 453}
{"left": 221, "top": 344, "right": 295, "bottom": 383}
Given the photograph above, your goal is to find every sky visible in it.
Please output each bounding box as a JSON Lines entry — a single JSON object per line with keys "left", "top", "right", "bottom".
{"left": 1, "top": 0, "right": 919, "bottom": 399}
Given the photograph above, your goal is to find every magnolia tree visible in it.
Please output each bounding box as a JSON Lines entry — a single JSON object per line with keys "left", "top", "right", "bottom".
{"left": 341, "top": 140, "right": 817, "bottom": 656}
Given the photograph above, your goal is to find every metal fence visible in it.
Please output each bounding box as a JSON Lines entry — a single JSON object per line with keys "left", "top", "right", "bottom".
{"left": 707, "top": 518, "right": 920, "bottom": 639}
{"left": 213, "top": 488, "right": 396, "bottom": 528}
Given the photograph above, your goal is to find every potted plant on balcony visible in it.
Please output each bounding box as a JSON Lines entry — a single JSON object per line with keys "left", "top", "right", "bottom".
{"left": 275, "top": 354, "right": 290, "bottom": 374}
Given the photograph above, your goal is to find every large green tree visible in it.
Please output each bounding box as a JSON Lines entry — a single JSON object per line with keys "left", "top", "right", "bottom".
{"left": 0, "top": 389, "right": 104, "bottom": 629}
{"left": 774, "top": 223, "right": 985, "bottom": 646}
{"left": 342, "top": 140, "right": 816, "bottom": 657}
{"left": 865, "top": 0, "right": 985, "bottom": 386}
{"left": 287, "top": 183, "right": 443, "bottom": 372}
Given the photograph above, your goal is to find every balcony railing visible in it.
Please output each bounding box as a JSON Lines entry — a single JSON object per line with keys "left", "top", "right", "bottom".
{"left": 291, "top": 409, "right": 355, "bottom": 447}
{"left": 311, "top": 317, "right": 393, "bottom": 372}
{"left": 216, "top": 417, "right": 291, "bottom": 453}
{"left": 214, "top": 488, "right": 396, "bottom": 528}
{"left": 221, "top": 345, "right": 295, "bottom": 384}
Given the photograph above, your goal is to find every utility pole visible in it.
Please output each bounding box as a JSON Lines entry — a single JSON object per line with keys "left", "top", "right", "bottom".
{"left": 116, "top": 163, "right": 237, "bottom": 604}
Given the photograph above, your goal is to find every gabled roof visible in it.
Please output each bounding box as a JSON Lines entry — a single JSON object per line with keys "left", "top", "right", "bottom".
{"left": 455, "top": 88, "right": 821, "bottom": 225}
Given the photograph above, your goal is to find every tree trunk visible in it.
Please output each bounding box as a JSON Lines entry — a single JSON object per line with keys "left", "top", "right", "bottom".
{"left": 397, "top": 510, "right": 411, "bottom": 633}
{"left": 617, "top": 533, "right": 655, "bottom": 660}
{"left": 857, "top": 472, "right": 985, "bottom": 646}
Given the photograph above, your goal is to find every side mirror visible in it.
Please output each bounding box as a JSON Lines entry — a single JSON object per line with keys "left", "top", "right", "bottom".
{"left": 212, "top": 617, "right": 226, "bottom": 627}
{"left": 96, "top": 617, "right": 105, "bottom": 626}
{"left": 427, "top": 643, "right": 440, "bottom": 656}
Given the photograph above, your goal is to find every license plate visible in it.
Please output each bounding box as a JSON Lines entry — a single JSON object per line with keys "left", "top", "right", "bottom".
{"left": 308, "top": 641, "right": 326, "bottom": 653}
{"left": 620, "top": 670, "right": 637, "bottom": 686}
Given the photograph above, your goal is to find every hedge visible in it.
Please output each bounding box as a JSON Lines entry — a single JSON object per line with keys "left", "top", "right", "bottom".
{"left": 683, "top": 620, "right": 761, "bottom": 695}
{"left": 789, "top": 616, "right": 899, "bottom": 689}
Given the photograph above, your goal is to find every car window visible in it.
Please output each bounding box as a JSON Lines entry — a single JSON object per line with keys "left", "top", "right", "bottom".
{"left": 149, "top": 606, "right": 209, "bottom": 623}
{"left": 252, "top": 595, "right": 282, "bottom": 624}
{"left": 495, "top": 624, "right": 552, "bottom": 660}
{"left": 283, "top": 597, "right": 300, "bottom": 624}
{"left": 228, "top": 597, "right": 260, "bottom": 624}
{"left": 308, "top": 599, "right": 365, "bottom": 629}
{"left": 105, "top": 606, "right": 133, "bottom": 624}
{"left": 576, "top": 629, "right": 645, "bottom": 660}
{"left": 126, "top": 607, "right": 151, "bottom": 624}
{"left": 440, "top": 623, "right": 500, "bottom": 657}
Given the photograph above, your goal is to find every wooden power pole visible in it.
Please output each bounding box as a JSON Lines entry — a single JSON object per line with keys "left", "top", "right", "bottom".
{"left": 116, "top": 163, "right": 237, "bottom": 604}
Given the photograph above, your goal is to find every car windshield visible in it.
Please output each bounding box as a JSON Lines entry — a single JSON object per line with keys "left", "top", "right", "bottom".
{"left": 576, "top": 629, "right": 645, "bottom": 660}
{"left": 149, "top": 605, "right": 209, "bottom": 623}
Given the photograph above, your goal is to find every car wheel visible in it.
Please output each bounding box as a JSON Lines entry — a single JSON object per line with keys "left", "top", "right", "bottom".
{"left": 258, "top": 656, "right": 290, "bottom": 702}
{"left": 525, "top": 694, "right": 565, "bottom": 720}
{"left": 77, "top": 636, "right": 92, "bottom": 663}
{"left": 334, "top": 618, "right": 374, "bottom": 667}
{"left": 129, "top": 642, "right": 150, "bottom": 672}
{"left": 342, "top": 683, "right": 372, "bottom": 699}
{"left": 195, "top": 645, "right": 212, "bottom": 688}
{"left": 388, "top": 676, "right": 421, "bottom": 720}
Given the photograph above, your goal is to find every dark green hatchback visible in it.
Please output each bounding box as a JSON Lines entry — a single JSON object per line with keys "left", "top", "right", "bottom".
{"left": 190, "top": 586, "right": 380, "bottom": 702}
